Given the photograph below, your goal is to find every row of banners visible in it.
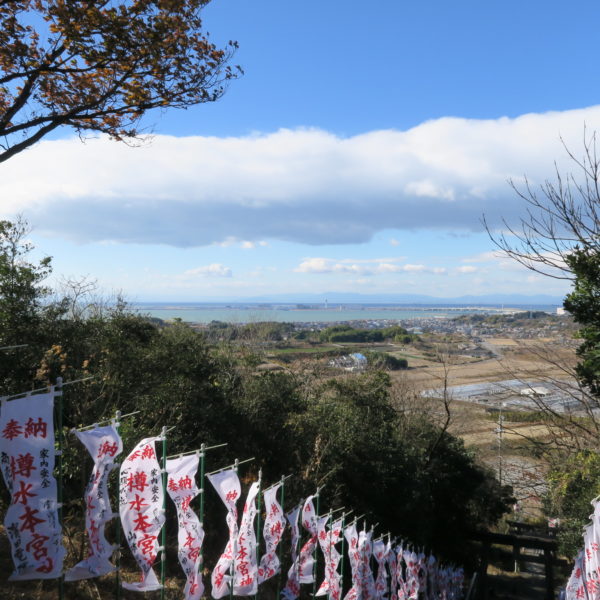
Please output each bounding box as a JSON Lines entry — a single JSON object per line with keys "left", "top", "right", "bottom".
{"left": 0, "top": 391, "right": 465, "bottom": 599}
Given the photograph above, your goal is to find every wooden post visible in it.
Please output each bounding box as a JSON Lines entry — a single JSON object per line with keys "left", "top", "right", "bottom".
{"left": 512, "top": 543, "right": 521, "bottom": 573}
{"left": 544, "top": 548, "right": 554, "bottom": 600}
{"left": 478, "top": 541, "right": 490, "bottom": 600}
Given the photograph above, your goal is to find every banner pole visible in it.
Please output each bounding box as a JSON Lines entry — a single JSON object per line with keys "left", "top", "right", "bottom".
{"left": 198, "top": 443, "right": 206, "bottom": 572}
{"left": 231, "top": 458, "right": 239, "bottom": 600}
{"left": 55, "top": 377, "right": 65, "bottom": 600}
{"left": 276, "top": 475, "right": 285, "bottom": 599}
{"left": 340, "top": 512, "right": 346, "bottom": 600}
{"left": 254, "top": 469, "right": 263, "bottom": 600}
{"left": 312, "top": 488, "right": 320, "bottom": 599}
{"left": 160, "top": 426, "right": 167, "bottom": 600}
{"left": 386, "top": 533, "right": 391, "bottom": 600}
{"left": 115, "top": 411, "right": 122, "bottom": 600}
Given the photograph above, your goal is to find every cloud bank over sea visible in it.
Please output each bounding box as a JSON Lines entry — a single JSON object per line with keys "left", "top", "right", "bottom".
{"left": 2, "top": 105, "right": 599, "bottom": 247}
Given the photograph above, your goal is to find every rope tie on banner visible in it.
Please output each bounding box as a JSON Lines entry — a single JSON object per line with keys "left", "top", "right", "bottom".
{"left": 165, "top": 442, "right": 227, "bottom": 460}
{"left": 0, "top": 344, "right": 28, "bottom": 351}
{"left": 205, "top": 456, "right": 255, "bottom": 477}
{"left": 262, "top": 473, "right": 292, "bottom": 492}
{"left": 71, "top": 410, "right": 140, "bottom": 433}
{"left": 1, "top": 375, "right": 95, "bottom": 403}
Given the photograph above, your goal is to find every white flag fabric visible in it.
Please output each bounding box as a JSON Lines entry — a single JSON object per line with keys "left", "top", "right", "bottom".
{"left": 119, "top": 436, "right": 164, "bottom": 592}
{"left": 344, "top": 522, "right": 360, "bottom": 600}
{"left": 166, "top": 454, "right": 204, "bottom": 600}
{"left": 208, "top": 468, "right": 241, "bottom": 599}
{"left": 281, "top": 502, "right": 302, "bottom": 600}
{"left": 403, "top": 549, "right": 420, "bottom": 600}
{"left": 316, "top": 517, "right": 343, "bottom": 600}
{"left": 425, "top": 554, "right": 438, "bottom": 600}
{"left": 65, "top": 424, "right": 122, "bottom": 581}
{"left": 565, "top": 550, "right": 587, "bottom": 600}
{"left": 386, "top": 542, "right": 398, "bottom": 600}
{"left": 233, "top": 481, "right": 260, "bottom": 596}
{"left": 0, "top": 393, "right": 65, "bottom": 580}
{"left": 314, "top": 515, "right": 331, "bottom": 596}
{"left": 449, "top": 567, "right": 464, "bottom": 600}
{"left": 585, "top": 498, "right": 600, "bottom": 595}
{"left": 358, "top": 529, "right": 376, "bottom": 600}
{"left": 258, "top": 483, "right": 286, "bottom": 583}
{"left": 373, "top": 538, "right": 390, "bottom": 600}
{"left": 396, "top": 546, "right": 407, "bottom": 600}
{"left": 416, "top": 552, "right": 427, "bottom": 597}
{"left": 297, "top": 495, "right": 319, "bottom": 584}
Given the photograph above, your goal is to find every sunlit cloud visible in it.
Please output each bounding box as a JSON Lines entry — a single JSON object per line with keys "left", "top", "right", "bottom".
{"left": 1, "top": 105, "right": 599, "bottom": 247}
{"left": 181, "top": 264, "right": 232, "bottom": 278}
{"left": 294, "top": 258, "right": 446, "bottom": 275}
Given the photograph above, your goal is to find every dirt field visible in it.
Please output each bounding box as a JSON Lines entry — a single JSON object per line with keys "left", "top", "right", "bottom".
{"left": 387, "top": 336, "right": 570, "bottom": 521}
{"left": 390, "top": 336, "right": 576, "bottom": 388}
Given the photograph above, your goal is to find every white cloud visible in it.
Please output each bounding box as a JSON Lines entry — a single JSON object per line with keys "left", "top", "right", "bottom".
{"left": 462, "top": 251, "right": 504, "bottom": 263}
{"left": 402, "top": 264, "right": 426, "bottom": 273}
{"left": 390, "top": 238, "right": 400, "bottom": 246}
{"left": 182, "top": 264, "right": 232, "bottom": 278}
{"left": 294, "top": 258, "right": 445, "bottom": 275}
{"left": 2, "top": 105, "right": 600, "bottom": 246}
{"left": 456, "top": 265, "right": 478, "bottom": 273}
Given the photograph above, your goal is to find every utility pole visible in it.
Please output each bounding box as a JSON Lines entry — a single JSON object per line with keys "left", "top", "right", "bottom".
{"left": 495, "top": 404, "right": 505, "bottom": 485}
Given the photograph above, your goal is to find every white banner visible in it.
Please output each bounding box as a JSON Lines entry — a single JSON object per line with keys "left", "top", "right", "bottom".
{"left": 373, "top": 538, "right": 389, "bottom": 600}
{"left": 386, "top": 542, "right": 398, "bottom": 600}
{"left": 258, "top": 483, "right": 286, "bottom": 583}
{"left": 403, "top": 549, "right": 420, "bottom": 600}
{"left": 297, "top": 495, "right": 319, "bottom": 584}
{"left": 0, "top": 393, "right": 65, "bottom": 579}
{"left": 65, "top": 424, "right": 122, "bottom": 581}
{"left": 358, "top": 529, "right": 376, "bottom": 600}
{"left": 396, "top": 546, "right": 408, "bottom": 600}
{"left": 119, "top": 436, "right": 164, "bottom": 592}
{"left": 316, "top": 517, "right": 343, "bottom": 600}
{"left": 565, "top": 550, "right": 587, "bottom": 600}
{"left": 425, "top": 554, "right": 438, "bottom": 600}
{"left": 233, "top": 481, "right": 260, "bottom": 595}
{"left": 315, "top": 515, "right": 331, "bottom": 596}
{"left": 166, "top": 453, "right": 204, "bottom": 600}
{"left": 343, "top": 522, "right": 360, "bottom": 600}
{"left": 208, "top": 468, "right": 241, "bottom": 599}
{"left": 281, "top": 502, "right": 302, "bottom": 600}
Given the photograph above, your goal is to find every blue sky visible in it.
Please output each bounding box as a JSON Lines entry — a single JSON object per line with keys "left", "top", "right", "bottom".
{"left": 3, "top": 0, "right": 600, "bottom": 301}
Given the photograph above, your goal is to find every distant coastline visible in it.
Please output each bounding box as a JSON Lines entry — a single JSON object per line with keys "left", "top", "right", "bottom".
{"left": 133, "top": 302, "right": 558, "bottom": 325}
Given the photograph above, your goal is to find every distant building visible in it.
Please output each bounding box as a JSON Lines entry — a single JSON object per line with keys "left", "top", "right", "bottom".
{"left": 328, "top": 353, "right": 368, "bottom": 372}
{"left": 520, "top": 386, "right": 549, "bottom": 397}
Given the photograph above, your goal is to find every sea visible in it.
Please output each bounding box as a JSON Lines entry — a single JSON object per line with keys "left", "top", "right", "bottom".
{"left": 133, "top": 302, "right": 559, "bottom": 325}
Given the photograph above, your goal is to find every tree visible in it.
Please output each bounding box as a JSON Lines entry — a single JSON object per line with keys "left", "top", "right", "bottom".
{"left": 0, "top": 0, "right": 241, "bottom": 163}
{"left": 0, "top": 216, "right": 54, "bottom": 391}
{"left": 486, "top": 133, "right": 600, "bottom": 559}
{"left": 487, "top": 132, "right": 600, "bottom": 411}
{"left": 485, "top": 132, "right": 600, "bottom": 281}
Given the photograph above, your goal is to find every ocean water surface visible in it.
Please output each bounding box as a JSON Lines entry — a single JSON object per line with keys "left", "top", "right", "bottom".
{"left": 133, "top": 303, "right": 555, "bottom": 325}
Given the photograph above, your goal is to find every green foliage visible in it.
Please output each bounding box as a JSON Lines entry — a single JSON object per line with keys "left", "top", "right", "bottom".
{"left": 545, "top": 450, "right": 600, "bottom": 557}
{"left": 319, "top": 324, "right": 410, "bottom": 343}
{"left": 564, "top": 248, "right": 600, "bottom": 397}
{"left": 0, "top": 218, "right": 512, "bottom": 569}
{"left": 362, "top": 350, "right": 408, "bottom": 370}
{"left": 204, "top": 320, "right": 295, "bottom": 342}
{"left": 0, "top": 218, "right": 55, "bottom": 393}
